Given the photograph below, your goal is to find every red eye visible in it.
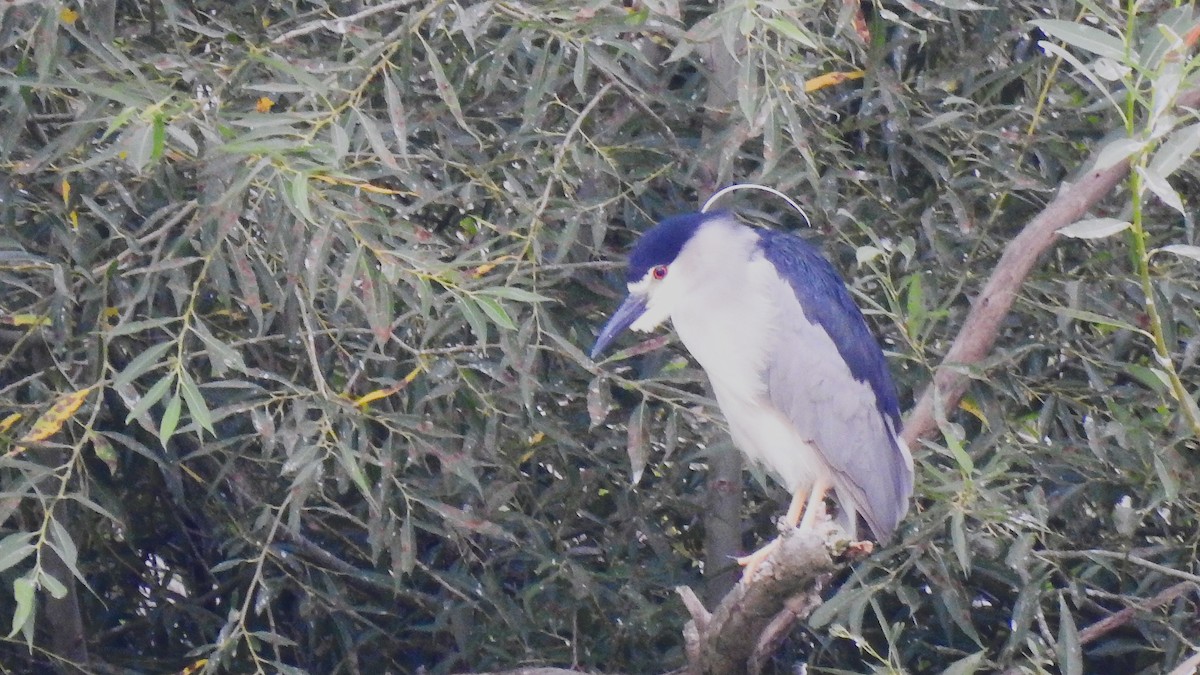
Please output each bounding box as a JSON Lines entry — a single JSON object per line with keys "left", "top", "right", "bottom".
{"left": 651, "top": 265, "right": 668, "bottom": 280}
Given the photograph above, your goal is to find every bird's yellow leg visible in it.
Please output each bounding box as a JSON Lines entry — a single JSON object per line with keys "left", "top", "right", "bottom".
{"left": 797, "top": 478, "right": 830, "bottom": 531}
{"left": 782, "top": 486, "right": 808, "bottom": 529}
{"left": 737, "top": 486, "right": 815, "bottom": 579}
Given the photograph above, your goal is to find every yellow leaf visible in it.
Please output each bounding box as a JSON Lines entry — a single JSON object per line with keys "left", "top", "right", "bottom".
{"left": 255, "top": 97, "right": 275, "bottom": 113}
{"left": 69, "top": 210, "right": 79, "bottom": 229}
{"left": 958, "top": 396, "right": 989, "bottom": 429}
{"left": 60, "top": 8, "right": 79, "bottom": 25}
{"left": 804, "top": 70, "right": 865, "bottom": 93}
{"left": 527, "top": 431, "right": 545, "bottom": 445}
{"left": 0, "top": 413, "right": 22, "bottom": 433}
{"left": 60, "top": 178, "right": 71, "bottom": 205}
{"left": 180, "top": 659, "right": 208, "bottom": 675}
{"left": 6, "top": 314, "right": 50, "bottom": 327}
{"left": 19, "top": 388, "right": 93, "bottom": 445}
{"left": 355, "top": 182, "right": 403, "bottom": 195}
{"left": 353, "top": 366, "right": 423, "bottom": 407}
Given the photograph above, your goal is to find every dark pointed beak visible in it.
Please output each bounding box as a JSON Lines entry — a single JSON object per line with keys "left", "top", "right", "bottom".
{"left": 590, "top": 294, "right": 647, "bottom": 360}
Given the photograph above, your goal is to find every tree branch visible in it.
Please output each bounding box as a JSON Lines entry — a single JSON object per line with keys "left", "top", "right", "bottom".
{"left": 901, "top": 86, "right": 1200, "bottom": 447}
{"left": 678, "top": 528, "right": 840, "bottom": 674}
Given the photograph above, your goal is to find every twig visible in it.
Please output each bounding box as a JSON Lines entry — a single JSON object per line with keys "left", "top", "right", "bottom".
{"left": 901, "top": 86, "right": 1200, "bottom": 447}
{"left": 1077, "top": 580, "right": 1197, "bottom": 646}
{"left": 1038, "top": 548, "right": 1200, "bottom": 586}
{"left": 271, "top": 0, "right": 421, "bottom": 43}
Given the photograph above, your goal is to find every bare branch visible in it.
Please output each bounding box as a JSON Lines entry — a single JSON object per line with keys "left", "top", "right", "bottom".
{"left": 1078, "top": 580, "right": 1197, "bottom": 646}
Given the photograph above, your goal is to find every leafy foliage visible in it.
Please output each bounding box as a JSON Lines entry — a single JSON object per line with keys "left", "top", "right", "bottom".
{"left": 0, "top": 1, "right": 1197, "bottom": 673}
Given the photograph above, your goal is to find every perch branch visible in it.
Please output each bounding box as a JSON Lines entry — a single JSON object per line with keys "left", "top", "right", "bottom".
{"left": 678, "top": 527, "right": 840, "bottom": 674}
{"left": 901, "top": 86, "right": 1200, "bottom": 447}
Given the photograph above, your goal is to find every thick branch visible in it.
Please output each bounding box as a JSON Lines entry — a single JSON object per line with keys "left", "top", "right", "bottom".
{"left": 678, "top": 528, "right": 839, "bottom": 675}
{"left": 902, "top": 86, "right": 1200, "bottom": 447}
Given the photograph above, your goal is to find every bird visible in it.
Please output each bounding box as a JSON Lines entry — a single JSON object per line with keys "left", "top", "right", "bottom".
{"left": 590, "top": 209, "right": 913, "bottom": 571}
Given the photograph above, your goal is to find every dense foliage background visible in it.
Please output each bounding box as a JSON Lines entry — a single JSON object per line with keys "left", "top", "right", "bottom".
{"left": 1, "top": 1, "right": 1198, "bottom": 673}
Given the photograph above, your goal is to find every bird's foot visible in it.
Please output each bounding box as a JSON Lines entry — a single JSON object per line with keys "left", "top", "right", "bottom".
{"left": 845, "top": 540, "right": 874, "bottom": 561}
{"left": 736, "top": 538, "right": 779, "bottom": 581}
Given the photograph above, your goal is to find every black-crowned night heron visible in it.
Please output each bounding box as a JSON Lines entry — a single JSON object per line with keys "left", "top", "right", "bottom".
{"left": 590, "top": 209, "right": 913, "bottom": 571}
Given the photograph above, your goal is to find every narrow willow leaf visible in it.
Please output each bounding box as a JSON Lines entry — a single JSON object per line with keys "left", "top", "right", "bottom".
{"left": 1093, "top": 137, "right": 1146, "bottom": 170}
{"left": 476, "top": 286, "right": 551, "bottom": 303}
{"left": 627, "top": 401, "right": 647, "bottom": 486}
{"left": 39, "top": 569, "right": 68, "bottom": 600}
{"left": 354, "top": 110, "right": 399, "bottom": 170}
{"left": 383, "top": 74, "right": 409, "bottom": 159}
{"left": 289, "top": 171, "right": 312, "bottom": 221}
{"left": 106, "top": 316, "right": 180, "bottom": 338}
{"left": 178, "top": 370, "right": 214, "bottom": 434}
{"left": 939, "top": 650, "right": 987, "bottom": 675}
{"left": 762, "top": 17, "right": 817, "bottom": 49}
{"left": 586, "top": 376, "right": 611, "bottom": 428}
{"left": 1156, "top": 244, "right": 1200, "bottom": 262}
{"left": 159, "top": 393, "right": 182, "bottom": 447}
{"left": 1031, "top": 19, "right": 1127, "bottom": 61}
{"left": 424, "top": 41, "right": 472, "bottom": 140}
{"left": 458, "top": 296, "right": 489, "bottom": 344}
{"left": 191, "top": 320, "right": 247, "bottom": 374}
{"left": 1057, "top": 595, "right": 1083, "bottom": 675}
{"left": 1137, "top": 165, "right": 1184, "bottom": 213}
{"left": 19, "top": 388, "right": 93, "bottom": 444}
{"left": 1057, "top": 218, "right": 1131, "bottom": 239}
{"left": 113, "top": 341, "right": 174, "bottom": 389}
{"left": 0, "top": 533, "right": 35, "bottom": 575}
{"left": 124, "top": 374, "right": 174, "bottom": 426}
{"left": 476, "top": 296, "right": 516, "bottom": 331}
{"left": 8, "top": 576, "right": 35, "bottom": 638}
{"left": 1148, "top": 122, "right": 1200, "bottom": 178}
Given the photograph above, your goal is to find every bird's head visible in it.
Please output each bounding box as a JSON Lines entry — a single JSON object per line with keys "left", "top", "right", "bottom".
{"left": 590, "top": 212, "right": 715, "bottom": 360}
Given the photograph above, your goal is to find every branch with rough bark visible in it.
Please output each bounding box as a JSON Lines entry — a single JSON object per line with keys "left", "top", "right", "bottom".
{"left": 901, "top": 86, "right": 1200, "bottom": 447}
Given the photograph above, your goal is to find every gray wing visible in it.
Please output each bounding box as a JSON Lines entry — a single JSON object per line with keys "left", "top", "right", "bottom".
{"left": 757, "top": 234, "right": 913, "bottom": 540}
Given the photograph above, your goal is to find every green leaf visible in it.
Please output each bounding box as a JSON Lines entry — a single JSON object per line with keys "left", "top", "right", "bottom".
{"left": 475, "top": 286, "right": 551, "bottom": 303}
{"left": 191, "top": 320, "right": 247, "bottom": 375}
{"left": 626, "top": 401, "right": 647, "bottom": 485}
{"left": 1094, "top": 137, "right": 1146, "bottom": 170}
{"left": 1031, "top": 19, "right": 1128, "bottom": 61}
{"left": 105, "top": 316, "right": 180, "bottom": 337}
{"left": 940, "top": 650, "right": 987, "bottom": 675}
{"left": 8, "top": 576, "right": 35, "bottom": 638}
{"left": 1057, "top": 217, "right": 1131, "bottom": 239}
{"left": 178, "top": 370, "right": 215, "bottom": 435}
{"left": 159, "top": 393, "right": 182, "bottom": 447}
{"left": 289, "top": 171, "right": 312, "bottom": 221}
{"left": 423, "top": 38, "right": 473, "bottom": 142}
{"left": 761, "top": 17, "right": 817, "bottom": 49}
{"left": 1050, "top": 307, "right": 1146, "bottom": 335}
{"left": 39, "top": 570, "right": 68, "bottom": 600}
{"left": 1149, "top": 122, "right": 1200, "bottom": 178}
{"left": 1137, "top": 165, "right": 1184, "bottom": 214}
{"left": 1057, "top": 595, "right": 1083, "bottom": 675}
{"left": 1155, "top": 244, "right": 1200, "bottom": 262}
{"left": 112, "top": 341, "right": 174, "bottom": 389}
{"left": 458, "top": 295, "right": 488, "bottom": 344}
{"left": 475, "top": 296, "right": 516, "bottom": 331}
{"left": 124, "top": 373, "right": 174, "bottom": 426}
{"left": 0, "top": 532, "right": 35, "bottom": 575}
{"left": 354, "top": 110, "right": 399, "bottom": 171}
